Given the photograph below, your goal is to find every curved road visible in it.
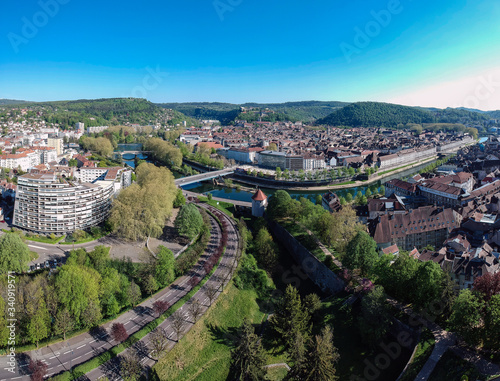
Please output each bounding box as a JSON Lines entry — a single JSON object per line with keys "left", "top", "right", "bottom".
{"left": 0, "top": 205, "right": 238, "bottom": 381}
{"left": 85, "top": 204, "right": 240, "bottom": 380}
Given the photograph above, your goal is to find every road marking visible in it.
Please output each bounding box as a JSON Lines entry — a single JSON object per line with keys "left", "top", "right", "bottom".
{"left": 76, "top": 344, "right": 86, "bottom": 349}
{"left": 49, "top": 356, "right": 56, "bottom": 359}
{"left": 89, "top": 339, "right": 96, "bottom": 343}
{"left": 63, "top": 351, "right": 71, "bottom": 354}
{"left": 27, "top": 244, "right": 47, "bottom": 250}
{"left": 74, "top": 356, "right": 82, "bottom": 360}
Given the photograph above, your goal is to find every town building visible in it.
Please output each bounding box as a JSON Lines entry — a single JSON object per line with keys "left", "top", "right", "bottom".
{"left": 370, "top": 206, "right": 461, "bottom": 251}
{"left": 13, "top": 167, "right": 132, "bottom": 234}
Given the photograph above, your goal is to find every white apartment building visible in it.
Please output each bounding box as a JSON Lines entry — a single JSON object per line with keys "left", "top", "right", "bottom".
{"left": 0, "top": 153, "right": 32, "bottom": 171}
{"left": 47, "top": 137, "right": 64, "bottom": 155}
{"left": 13, "top": 167, "right": 132, "bottom": 234}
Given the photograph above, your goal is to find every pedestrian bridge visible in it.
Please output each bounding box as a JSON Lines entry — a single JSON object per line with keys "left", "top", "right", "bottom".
{"left": 175, "top": 168, "right": 235, "bottom": 187}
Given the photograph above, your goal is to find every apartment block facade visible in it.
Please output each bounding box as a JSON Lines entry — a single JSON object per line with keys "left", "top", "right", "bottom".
{"left": 13, "top": 167, "right": 131, "bottom": 234}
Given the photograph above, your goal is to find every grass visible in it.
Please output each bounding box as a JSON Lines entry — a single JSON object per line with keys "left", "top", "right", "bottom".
{"left": 279, "top": 219, "right": 325, "bottom": 260}
{"left": 60, "top": 236, "right": 98, "bottom": 245}
{"left": 198, "top": 197, "right": 235, "bottom": 217}
{"left": 399, "top": 329, "right": 436, "bottom": 381}
{"left": 153, "top": 282, "right": 286, "bottom": 381}
{"left": 428, "top": 350, "right": 488, "bottom": 381}
{"left": 25, "top": 234, "right": 66, "bottom": 244}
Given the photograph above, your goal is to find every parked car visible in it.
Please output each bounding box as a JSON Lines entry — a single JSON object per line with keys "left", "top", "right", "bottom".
{"left": 36, "top": 263, "right": 41, "bottom": 270}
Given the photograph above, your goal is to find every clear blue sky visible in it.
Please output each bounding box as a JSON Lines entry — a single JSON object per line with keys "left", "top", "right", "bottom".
{"left": 1, "top": 0, "right": 499, "bottom": 109}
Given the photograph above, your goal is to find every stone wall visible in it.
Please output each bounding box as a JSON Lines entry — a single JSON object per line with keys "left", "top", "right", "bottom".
{"left": 269, "top": 221, "right": 345, "bottom": 295}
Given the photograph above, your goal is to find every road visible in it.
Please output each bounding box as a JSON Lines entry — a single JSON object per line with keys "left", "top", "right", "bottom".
{"left": 0, "top": 205, "right": 238, "bottom": 381}
{"left": 85, "top": 204, "right": 241, "bottom": 380}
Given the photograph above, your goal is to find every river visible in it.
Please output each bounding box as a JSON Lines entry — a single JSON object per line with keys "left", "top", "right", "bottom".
{"left": 183, "top": 158, "right": 441, "bottom": 204}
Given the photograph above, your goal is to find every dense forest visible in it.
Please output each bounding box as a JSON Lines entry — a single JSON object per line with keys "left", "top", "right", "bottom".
{"left": 4, "top": 98, "right": 197, "bottom": 129}
{"left": 157, "top": 101, "right": 350, "bottom": 124}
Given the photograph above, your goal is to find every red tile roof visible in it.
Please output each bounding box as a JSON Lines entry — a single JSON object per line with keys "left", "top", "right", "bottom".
{"left": 251, "top": 189, "right": 267, "bottom": 201}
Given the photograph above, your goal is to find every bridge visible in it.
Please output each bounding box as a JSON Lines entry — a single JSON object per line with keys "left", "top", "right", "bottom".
{"left": 116, "top": 150, "right": 152, "bottom": 155}
{"left": 175, "top": 168, "right": 235, "bottom": 187}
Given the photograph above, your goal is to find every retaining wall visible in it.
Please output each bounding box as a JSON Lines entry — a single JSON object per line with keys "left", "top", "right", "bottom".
{"left": 268, "top": 221, "right": 345, "bottom": 294}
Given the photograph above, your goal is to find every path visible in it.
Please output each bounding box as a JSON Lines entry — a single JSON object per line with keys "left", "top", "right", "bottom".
{"left": 0, "top": 206, "right": 230, "bottom": 381}
{"left": 84, "top": 204, "right": 241, "bottom": 380}
{"left": 386, "top": 299, "right": 500, "bottom": 381}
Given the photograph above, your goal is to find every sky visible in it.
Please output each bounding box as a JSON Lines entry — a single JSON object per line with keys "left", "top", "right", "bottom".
{"left": 1, "top": 0, "right": 500, "bottom": 110}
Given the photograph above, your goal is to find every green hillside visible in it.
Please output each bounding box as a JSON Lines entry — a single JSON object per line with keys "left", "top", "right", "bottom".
{"left": 316, "top": 102, "right": 436, "bottom": 127}
{"left": 4, "top": 98, "right": 197, "bottom": 129}
{"left": 157, "top": 100, "right": 350, "bottom": 124}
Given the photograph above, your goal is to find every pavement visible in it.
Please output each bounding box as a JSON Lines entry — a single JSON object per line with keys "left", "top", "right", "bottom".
{"left": 0, "top": 203, "right": 240, "bottom": 381}
{"left": 84, "top": 204, "right": 240, "bottom": 380}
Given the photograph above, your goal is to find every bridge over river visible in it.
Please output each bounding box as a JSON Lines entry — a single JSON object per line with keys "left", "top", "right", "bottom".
{"left": 175, "top": 167, "right": 235, "bottom": 187}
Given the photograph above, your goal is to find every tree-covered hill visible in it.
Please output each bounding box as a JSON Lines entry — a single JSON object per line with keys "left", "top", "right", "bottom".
{"left": 157, "top": 100, "right": 351, "bottom": 124}
{"left": 5, "top": 98, "right": 197, "bottom": 129}
{"left": 316, "top": 102, "right": 436, "bottom": 127}
{"left": 0, "top": 99, "right": 29, "bottom": 105}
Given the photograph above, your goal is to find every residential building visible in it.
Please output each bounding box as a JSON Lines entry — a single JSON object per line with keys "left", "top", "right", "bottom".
{"left": 13, "top": 167, "right": 132, "bottom": 234}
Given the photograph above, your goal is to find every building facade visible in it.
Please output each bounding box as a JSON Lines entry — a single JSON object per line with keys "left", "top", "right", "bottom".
{"left": 13, "top": 167, "right": 131, "bottom": 234}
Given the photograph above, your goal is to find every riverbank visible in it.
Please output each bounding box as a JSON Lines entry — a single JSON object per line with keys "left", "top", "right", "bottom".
{"left": 230, "top": 156, "right": 439, "bottom": 192}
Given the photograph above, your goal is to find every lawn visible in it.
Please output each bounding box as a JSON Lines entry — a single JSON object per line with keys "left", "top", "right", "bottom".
{"left": 399, "top": 329, "right": 435, "bottom": 381}
{"left": 197, "top": 197, "right": 235, "bottom": 218}
{"left": 153, "top": 284, "right": 284, "bottom": 381}
{"left": 428, "top": 350, "right": 488, "bottom": 381}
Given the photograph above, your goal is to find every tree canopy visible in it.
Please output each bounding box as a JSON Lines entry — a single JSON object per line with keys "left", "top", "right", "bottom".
{"left": 110, "top": 162, "right": 176, "bottom": 240}
{"left": 0, "top": 233, "right": 31, "bottom": 273}
{"left": 175, "top": 204, "right": 204, "bottom": 239}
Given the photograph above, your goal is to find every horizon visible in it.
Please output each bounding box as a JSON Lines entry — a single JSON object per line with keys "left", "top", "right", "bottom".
{"left": 1, "top": 0, "right": 500, "bottom": 110}
{"left": 1, "top": 97, "right": 498, "bottom": 113}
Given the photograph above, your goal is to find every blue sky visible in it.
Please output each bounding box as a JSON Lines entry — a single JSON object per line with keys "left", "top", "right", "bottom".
{"left": 1, "top": 0, "right": 500, "bottom": 109}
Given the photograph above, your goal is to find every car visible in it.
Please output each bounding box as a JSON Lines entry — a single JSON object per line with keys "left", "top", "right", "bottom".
{"left": 45, "top": 260, "right": 50, "bottom": 268}
{"left": 0, "top": 220, "right": 4, "bottom": 223}
{"left": 36, "top": 263, "right": 41, "bottom": 270}
{"left": 30, "top": 265, "right": 35, "bottom": 272}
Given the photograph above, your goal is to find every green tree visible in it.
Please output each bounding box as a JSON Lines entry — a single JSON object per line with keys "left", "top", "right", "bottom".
{"left": 27, "top": 299, "right": 50, "bottom": 348}
{"left": 275, "top": 167, "right": 282, "bottom": 180}
{"left": 343, "top": 231, "right": 378, "bottom": 275}
{"left": 128, "top": 281, "right": 142, "bottom": 307}
{"left": 144, "top": 274, "right": 158, "bottom": 295}
{"left": 0, "top": 233, "right": 31, "bottom": 274}
{"left": 229, "top": 319, "right": 267, "bottom": 381}
{"left": 270, "top": 285, "right": 311, "bottom": 350}
{"left": 110, "top": 163, "right": 177, "bottom": 240}
{"left": 358, "top": 286, "right": 392, "bottom": 345}
{"left": 55, "top": 265, "right": 101, "bottom": 325}
{"left": 448, "top": 290, "right": 484, "bottom": 345}
{"left": 173, "top": 189, "right": 186, "bottom": 208}
{"left": 253, "top": 228, "right": 278, "bottom": 272}
{"left": 105, "top": 294, "right": 121, "bottom": 317}
{"left": 0, "top": 297, "right": 9, "bottom": 346}
{"left": 485, "top": 294, "right": 500, "bottom": 348}
{"left": 54, "top": 309, "right": 74, "bottom": 340}
{"left": 267, "top": 190, "right": 293, "bottom": 220}
{"left": 175, "top": 203, "right": 204, "bottom": 239}
{"left": 304, "top": 326, "right": 339, "bottom": 381}
{"left": 155, "top": 246, "right": 175, "bottom": 287}
{"left": 345, "top": 193, "right": 353, "bottom": 203}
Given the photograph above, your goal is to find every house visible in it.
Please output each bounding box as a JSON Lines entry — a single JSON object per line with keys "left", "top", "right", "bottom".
{"left": 251, "top": 189, "right": 268, "bottom": 217}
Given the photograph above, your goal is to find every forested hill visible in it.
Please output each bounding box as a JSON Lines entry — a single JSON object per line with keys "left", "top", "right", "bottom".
{"left": 4, "top": 98, "right": 197, "bottom": 128}
{"left": 157, "top": 101, "right": 351, "bottom": 124}
{"left": 316, "top": 102, "right": 438, "bottom": 127}
{"left": 0, "top": 99, "right": 29, "bottom": 105}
